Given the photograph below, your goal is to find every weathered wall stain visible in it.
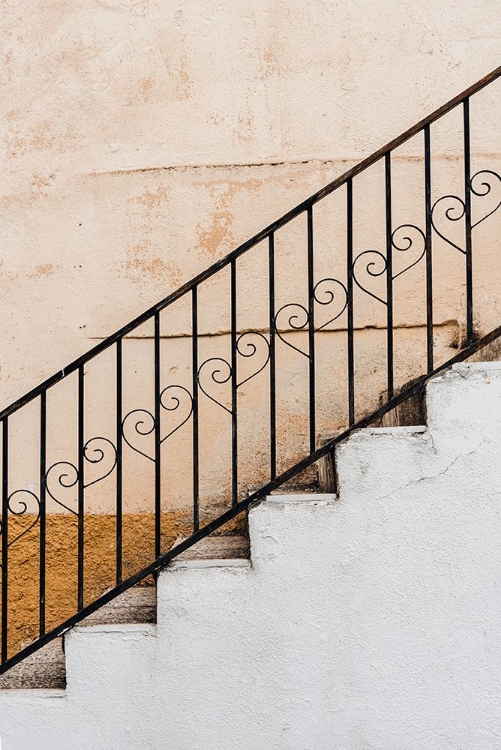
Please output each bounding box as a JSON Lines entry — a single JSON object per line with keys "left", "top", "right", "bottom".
{"left": 122, "top": 241, "right": 182, "bottom": 289}
{"left": 194, "top": 177, "right": 263, "bottom": 258}
{"left": 133, "top": 185, "right": 171, "bottom": 214}
{"left": 196, "top": 208, "right": 236, "bottom": 258}
{"left": 28, "top": 263, "right": 54, "bottom": 278}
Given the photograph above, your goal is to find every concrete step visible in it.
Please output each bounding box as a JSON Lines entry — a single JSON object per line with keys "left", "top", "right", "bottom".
{"left": 0, "top": 585, "right": 157, "bottom": 691}
{"left": 169, "top": 534, "right": 250, "bottom": 567}
{"left": 0, "top": 535, "right": 248, "bottom": 691}
{"left": 81, "top": 586, "right": 156, "bottom": 627}
{"left": 0, "top": 638, "right": 65, "bottom": 690}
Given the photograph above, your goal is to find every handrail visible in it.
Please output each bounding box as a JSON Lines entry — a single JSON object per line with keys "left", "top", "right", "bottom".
{"left": 1, "top": 64, "right": 501, "bottom": 674}
{"left": 0, "top": 64, "right": 500, "bottom": 423}
{"left": 1, "top": 320, "right": 500, "bottom": 677}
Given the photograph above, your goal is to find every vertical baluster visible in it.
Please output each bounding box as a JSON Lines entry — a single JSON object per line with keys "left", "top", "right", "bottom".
{"left": 116, "top": 339, "right": 123, "bottom": 585}
{"left": 424, "top": 125, "right": 434, "bottom": 372}
{"left": 385, "top": 153, "right": 394, "bottom": 400}
{"left": 154, "top": 312, "right": 161, "bottom": 558}
{"left": 307, "top": 206, "right": 316, "bottom": 453}
{"left": 192, "top": 287, "right": 199, "bottom": 532}
{"left": 1, "top": 418, "right": 8, "bottom": 663}
{"left": 268, "top": 233, "right": 277, "bottom": 479}
{"left": 77, "top": 365, "right": 84, "bottom": 612}
{"left": 39, "top": 392, "right": 46, "bottom": 637}
{"left": 230, "top": 259, "right": 238, "bottom": 506}
{"left": 347, "top": 179, "right": 355, "bottom": 425}
{"left": 463, "top": 97, "right": 474, "bottom": 344}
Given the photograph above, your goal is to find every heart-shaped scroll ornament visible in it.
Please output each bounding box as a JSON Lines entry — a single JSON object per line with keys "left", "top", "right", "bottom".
{"left": 352, "top": 224, "right": 426, "bottom": 304}
{"left": 160, "top": 385, "right": 194, "bottom": 441}
{"left": 274, "top": 303, "right": 310, "bottom": 358}
{"left": 471, "top": 169, "right": 501, "bottom": 228}
{"left": 236, "top": 332, "right": 270, "bottom": 389}
{"left": 314, "top": 277, "right": 348, "bottom": 332}
{"left": 430, "top": 194, "right": 466, "bottom": 254}
{"left": 352, "top": 249, "right": 388, "bottom": 304}
{"left": 45, "top": 437, "right": 117, "bottom": 511}
{"left": 0, "top": 490, "right": 41, "bottom": 560}
{"left": 197, "top": 332, "right": 271, "bottom": 413}
{"left": 431, "top": 169, "right": 501, "bottom": 253}
{"left": 273, "top": 276, "right": 348, "bottom": 355}
{"left": 197, "top": 358, "right": 232, "bottom": 413}
{"left": 122, "top": 385, "right": 193, "bottom": 461}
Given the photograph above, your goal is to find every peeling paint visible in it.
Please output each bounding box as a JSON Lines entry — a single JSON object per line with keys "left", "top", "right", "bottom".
{"left": 29, "top": 263, "right": 54, "bottom": 279}
{"left": 196, "top": 209, "right": 236, "bottom": 257}
{"left": 122, "top": 241, "right": 182, "bottom": 289}
{"left": 133, "top": 185, "right": 171, "bottom": 213}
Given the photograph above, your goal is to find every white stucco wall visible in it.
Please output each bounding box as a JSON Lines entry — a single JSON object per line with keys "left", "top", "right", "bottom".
{"left": 1, "top": 361, "right": 501, "bottom": 749}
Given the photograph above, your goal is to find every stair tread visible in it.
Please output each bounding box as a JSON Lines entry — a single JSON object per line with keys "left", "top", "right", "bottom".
{"left": 0, "top": 638, "right": 65, "bottom": 691}
{"left": 170, "top": 535, "right": 249, "bottom": 563}
{"left": 81, "top": 586, "right": 156, "bottom": 626}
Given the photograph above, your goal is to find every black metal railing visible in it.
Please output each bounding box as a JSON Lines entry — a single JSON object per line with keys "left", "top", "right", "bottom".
{"left": 1, "top": 66, "right": 501, "bottom": 675}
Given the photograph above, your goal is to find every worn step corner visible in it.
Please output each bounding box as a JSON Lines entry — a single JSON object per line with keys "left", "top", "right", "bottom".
{"left": 80, "top": 585, "right": 157, "bottom": 627}
{"left": 0, "top": 638, "right": 66, "bottom": 691}
{"left": 168, "top": 534, "right": 250, "bottom": 567}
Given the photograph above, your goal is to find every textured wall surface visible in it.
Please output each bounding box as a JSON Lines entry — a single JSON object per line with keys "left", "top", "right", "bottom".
{"left": 1, "top": 2, "right": 501, "bottom": 649}
{"left": 1, "top": 0, "right": 501, "bottom": 513}
{"left": 1, "top": 0, "right": 501, "bottom": 404}
{"left": 1, "top": 362, "right": 501, "bottom": 748}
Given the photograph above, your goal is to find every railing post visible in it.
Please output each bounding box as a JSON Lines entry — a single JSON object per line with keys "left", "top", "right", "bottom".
{"left": 39, "top": 392, "right": 46, "bottom": 637}
{"left": 154, "top": 312, "right": 161, "bottom": 558}
{"left": 424, "top": 124, "right": 434, "bottom": 372}
{"left": 347, "top": 178, "right": 355, "bottom": 425}
{"left": 116, "top": 339, "right": 123, "bottom": 585}
{"left": 385, "top": 152, "right": 394, "bottom": 400}
{"left": 77, "top": 365, "right": 84, "bottom": 612}
{"left": 307, "top": 206, "right": 316, "bottom": 453}
{"left": 463, "top": 97, "right": 474, "bottom": 344}
{"left": 269, "top": 233, "right": 277, "bottom": 479}
{"left": 1, "top": 418, "right": 8, "bottom": 663}
{"left": 230, "top": 259, "right": 238, "bottom": 506}
{"left": 192, "top": 286, "right": 199, "bottom": 532}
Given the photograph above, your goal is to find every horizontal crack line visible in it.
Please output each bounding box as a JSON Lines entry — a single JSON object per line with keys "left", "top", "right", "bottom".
{"left": 89, "top": 151, "right": 501, "bottom": 178}
{"left": 89, "top": 320, "right": 459, "bottom": 342}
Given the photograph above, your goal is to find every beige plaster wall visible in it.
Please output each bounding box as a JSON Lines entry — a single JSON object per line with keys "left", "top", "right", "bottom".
{"left": 1, "top": 0, "right": 501, "bottom": 518}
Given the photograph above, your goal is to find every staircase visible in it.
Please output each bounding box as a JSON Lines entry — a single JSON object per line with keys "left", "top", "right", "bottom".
{"left": 0, "top": 64, "right": 500, "bottom": 743}
{"left": 1, "top": 362, "right": 501, "bottom": 748}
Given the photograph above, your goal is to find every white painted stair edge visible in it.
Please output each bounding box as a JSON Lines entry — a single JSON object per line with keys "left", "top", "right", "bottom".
{"left": 1, "top": 362, "right": 501, "bottom": 749}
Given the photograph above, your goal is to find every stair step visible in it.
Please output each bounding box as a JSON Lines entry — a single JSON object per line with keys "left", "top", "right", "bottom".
{"left": 169, "top": 535, "right": 249, "bottom": 567}
{"left": 0, "top": 638, "right": 65, "bottom": 691}
{"left": 268, "top": 492, "right": 336, "bottom": 503}
{"left": 81, "top": 586, "right": 156, "bottom": 626}
{"left": 0, "top": 585, "right": 156, "bottom": 691}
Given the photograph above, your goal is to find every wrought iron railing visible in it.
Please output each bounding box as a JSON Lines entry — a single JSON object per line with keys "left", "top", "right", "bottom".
{"left": 1, "top": 66, "right": 501, "bottom": 675}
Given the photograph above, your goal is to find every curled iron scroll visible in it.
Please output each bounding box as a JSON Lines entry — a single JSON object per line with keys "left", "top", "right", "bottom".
{"left": 274, "top": 303, "right": 310, "bottom": 358}
{"left": 431, "top": 169, "right": 501, "bottom": 253}
{"left": 274, "top": 276, "right": 349, "bottom": 357}
{"left": 0, "top": 490, "right": 41, "bottom": 561}
{"left": 314, "top": 278, "right": 348, "bottom": 332}
{"left": 122, "top": 385, "right": 194, "bottom": 460}
{"left": 197, "top": 332, "right": 270, "bottom": 412}
{"left": 45, "top": 437, "right": 117, "bottom": 513}
{"left": 352, "top": 224, "right": 426, "bottom": 304}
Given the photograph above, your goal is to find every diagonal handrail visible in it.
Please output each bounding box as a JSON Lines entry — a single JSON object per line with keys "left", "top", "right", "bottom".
{"left": 0, "top": 65, "right": 500, "bottom": 423}
{"left": 1, "top": 64, "right": 501, "bottom": 676}
{"left": 1, "top": 320, "right": 500, "bottom": 677}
